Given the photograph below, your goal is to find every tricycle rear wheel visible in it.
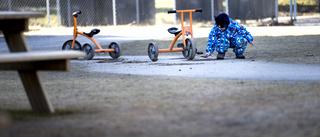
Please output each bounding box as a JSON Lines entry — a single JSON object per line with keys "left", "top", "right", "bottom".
{"left": 148, "top": 42, "right": 159, "bottom": 61}
{"left": 82, "top": 43, "right": 95, "bottom": 60}
{"left": 108, "top": 42, "right": 122, "bottom": 59}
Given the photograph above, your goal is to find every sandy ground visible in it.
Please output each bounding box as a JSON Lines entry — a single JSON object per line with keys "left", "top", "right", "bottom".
{"left": 78, "top": 55, "right": 320, "bottom": 81}
{"left": 1, "top": 26, "right": 320, "bottom": 137}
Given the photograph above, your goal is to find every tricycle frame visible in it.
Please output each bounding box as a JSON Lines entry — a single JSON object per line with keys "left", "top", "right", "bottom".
{"left": 160, "top": 9, "right": 196, "bottom": 53}
{"left": 71, "top": 12, "right": 115, "bottom": 53}
{"left": 148, "top": 8, "right": 202, "bottom": 61}
{"left": 62, "top": 10, "right": 121, "bottom": 60}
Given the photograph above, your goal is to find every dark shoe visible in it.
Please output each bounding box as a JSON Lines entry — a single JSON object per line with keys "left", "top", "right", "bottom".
{"left": 177, "top": 42, "right": 184, "bottom": 48}
{"left": 236, "top": 53, "right": 245, "bottom": 59}
{"left": 217, "top": 52, "right": 225, "bottom": 59}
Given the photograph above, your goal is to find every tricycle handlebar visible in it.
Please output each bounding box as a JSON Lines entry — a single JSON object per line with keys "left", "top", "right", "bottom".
{"left": 72, "top": 10, "right": 81, "bottom": 17}
{"left": 195, "top": 8, "right": 202, "bottom": 12}
{"left": 168, "top": 8, "right": 202, "bottom": 14}
{"left": 168, "top": 10, "right": 176, "bottom": 14}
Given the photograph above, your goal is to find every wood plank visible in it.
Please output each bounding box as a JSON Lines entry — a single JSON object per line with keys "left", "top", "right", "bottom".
{"left": 0, "top": 12, "right": 44, "bottom": 32}
{"left": 0, "top": 12, "right": 45, "bottom": 19}
{"left": 0, "top": 19, "right": 28, "bottom": 32}
{"left": 0, "top": 59, "right": 69, "bottom": 71}
{"left": 0, "top": 51, "right": 86, "bottom": 63}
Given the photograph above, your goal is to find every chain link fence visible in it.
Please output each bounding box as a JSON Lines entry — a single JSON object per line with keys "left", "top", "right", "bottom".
{"left": 227, "top": 0, "right": 320, "bottom": 25}
{"left": 278, "top": 0, "right": 320, "bottom": 15}
{"left": 228, "top": 0, "right": 276, "bottom": 20}
{"left": 0, "top": 0, "right": 319, "bottom": 27}
{"left": 0, "top": 0, "right": 155, "bottom": 27}
{"left": 175, "top": 0, "right": 319, "bottom": 24}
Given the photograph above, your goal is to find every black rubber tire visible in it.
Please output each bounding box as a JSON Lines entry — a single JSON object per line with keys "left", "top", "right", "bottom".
{"left": 62, "top": 40, "right": 81, "bottom": 50}
{"left": 82, "top": 43, "right": 95, "bottom": 60}
{"left": 108, "top": 42, "right": 122, "bottom": 59}
{"left": 182, "top": 38, "right": 196, "bottom": 60}
{"left": 148, "top": 42, "right": 159, "bottom": 61}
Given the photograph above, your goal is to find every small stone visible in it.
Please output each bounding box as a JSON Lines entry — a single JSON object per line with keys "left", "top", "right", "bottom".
{"left": 306, "top": 54, "right": 314, "bottom": 57}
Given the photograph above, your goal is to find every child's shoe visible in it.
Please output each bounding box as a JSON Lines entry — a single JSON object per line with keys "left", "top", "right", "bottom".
{"left": 236, "top": 53, "right": 245, "bottom": 59}
{"left": 217, "top": 52, "right": 225, "bottom": 59}
{"left": 201, "top": 54, "right": 209, "bottom": 58}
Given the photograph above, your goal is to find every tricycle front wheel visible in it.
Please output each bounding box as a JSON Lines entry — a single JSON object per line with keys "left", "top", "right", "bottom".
{"left": 182, "top": 38, "right": 196, "bottom": 60}
{"left": 62, "top": 40, "right": 81, "bottom": 50}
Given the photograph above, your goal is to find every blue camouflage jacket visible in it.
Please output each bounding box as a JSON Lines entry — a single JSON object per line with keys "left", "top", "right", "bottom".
{"left": 206, "top": 18, "right": 254, "bottom": 54}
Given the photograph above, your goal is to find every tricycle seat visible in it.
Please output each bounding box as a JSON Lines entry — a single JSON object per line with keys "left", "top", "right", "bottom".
{"left": 84, "top": 29, "right": 100, "bottom": 37}
{"left": 168, "top": 27, "right": 181, "bottom": 36}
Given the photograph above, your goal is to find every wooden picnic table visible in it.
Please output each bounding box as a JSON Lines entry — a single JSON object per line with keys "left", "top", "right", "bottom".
{"left": 0, "top": 12, "right": 86, "bottom": 113}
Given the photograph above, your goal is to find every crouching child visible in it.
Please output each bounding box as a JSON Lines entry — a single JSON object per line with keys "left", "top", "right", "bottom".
{"left": 205, "top": 13, "right": 255, "bottom": 59}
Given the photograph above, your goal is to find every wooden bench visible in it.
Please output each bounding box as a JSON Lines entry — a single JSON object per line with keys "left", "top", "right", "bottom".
{"left": 0, "top": 51, "right": 86, "bottom": 113}
{"left": 0, "top": 12, "right": 86, "bottom": 113}
{"left": 0, "top": 51, "right": 85, "bottom": 71}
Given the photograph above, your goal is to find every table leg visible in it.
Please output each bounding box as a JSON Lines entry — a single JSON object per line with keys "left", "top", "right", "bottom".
{"left": 3, "top": 31, "right": 30, "bottom": 52}
{"left": 3, "top": 31, "right": 55, "bottom": 113}
{"left": 18, "top": 71, "right": 54, "bottom": 113}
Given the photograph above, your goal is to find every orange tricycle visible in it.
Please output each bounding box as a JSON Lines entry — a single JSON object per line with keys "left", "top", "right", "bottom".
{"left": 62, "top": 10, "right": 122, "bottom": 60}
{"left": 147, "top": 8, "right": 202, "bottom": 61}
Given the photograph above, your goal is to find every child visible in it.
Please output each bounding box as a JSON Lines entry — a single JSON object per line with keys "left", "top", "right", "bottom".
{"left": 205, "top": 13, "right": 254, "bottom": 59}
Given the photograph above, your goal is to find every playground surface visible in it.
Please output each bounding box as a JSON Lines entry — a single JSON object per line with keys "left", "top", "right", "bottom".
{"left": 79, "top": 55, "right": 320, "bottom": 81}
{"left": 2, "top": 26, "right": 319, "bottom": 81}
{"left": 1, "top": 26, "right": 320, "bottom": 137}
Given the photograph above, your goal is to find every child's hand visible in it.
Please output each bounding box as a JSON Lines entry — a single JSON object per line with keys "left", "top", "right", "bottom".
{"left": 201, "top": 53, "right": 211, "bottom": 58}
{"left": 250, "top": 41, "right": 255, "bottom": 46}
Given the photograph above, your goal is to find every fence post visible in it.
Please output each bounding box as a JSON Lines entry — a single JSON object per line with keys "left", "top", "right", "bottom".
{"left": 113, "top": 0, "right": 117, "bottom": 26}
{"left": 8, "top": 0, "right": 12, "bottom": 11}
{"left": 294, "top": 0, "right": 297, "bottom": 21}
{"left": 46, "top": 0, "right": 50, "bottom": 28}
{"left": 56, "top": 0, "right": 61, "bottom": 27}
{"left": 173, "top": 0, "right": 176, "bottom": 26}
{"left": 275, "top": 0, "right": 278, "bottom": 22}
{"left": 225, "top": 0, "right": 229, "bottom": 15}
{"left": 136, "top": 0, "right": 140, "bottom": 24}
{"left": 290, "top": 0, "right": 293, "bottom": 22}
{"left": 67, "top": 0, "right": 71, "bottom": 27}
{"left": 211, "top": 0, "right": 214, "bottom": 21}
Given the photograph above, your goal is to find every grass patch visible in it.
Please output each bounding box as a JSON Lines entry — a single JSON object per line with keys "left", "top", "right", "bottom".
{"left": 29, "top": 14, "right": 59, "bottom": 27}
